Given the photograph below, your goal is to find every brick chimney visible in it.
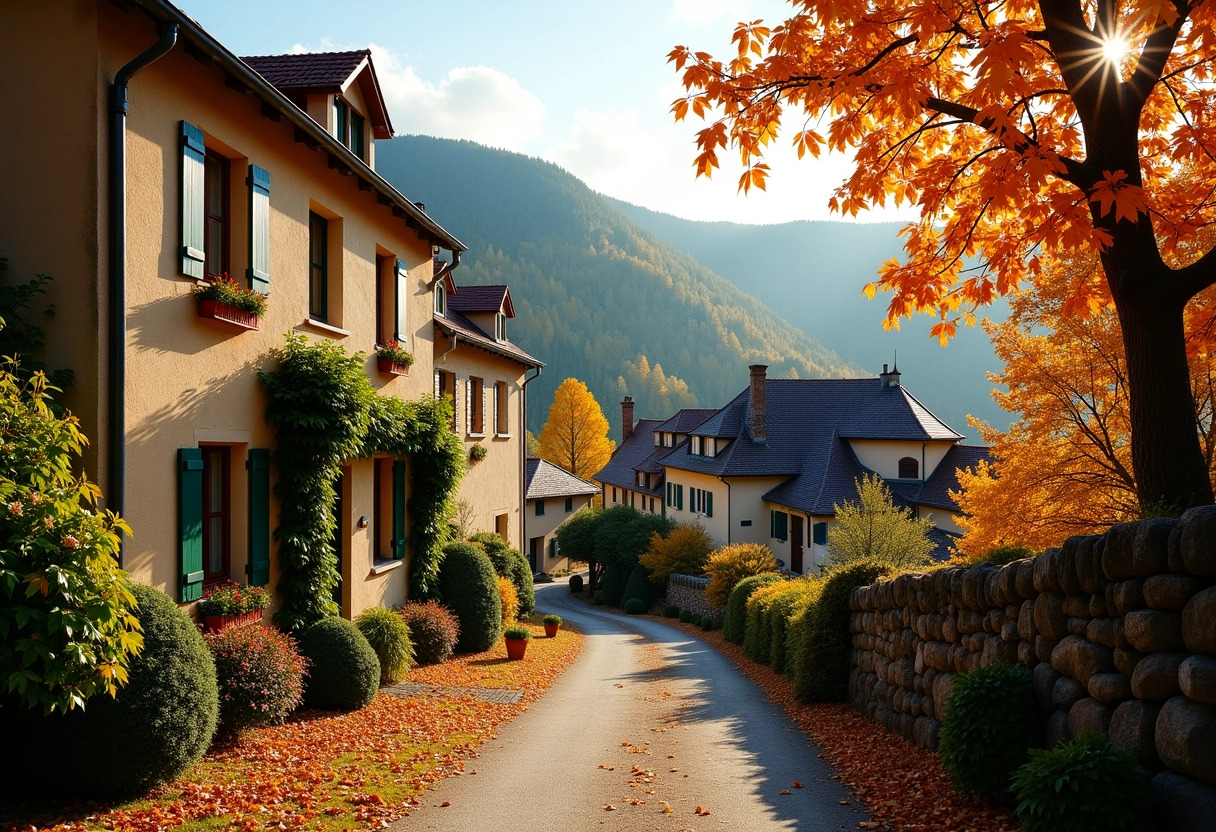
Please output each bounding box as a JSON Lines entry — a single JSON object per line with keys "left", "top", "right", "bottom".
{"left": 748, "top": 365, "right": 767, "bottom": 441}
{"left": 621, "top": 397, "right": 635, "bottom": 443}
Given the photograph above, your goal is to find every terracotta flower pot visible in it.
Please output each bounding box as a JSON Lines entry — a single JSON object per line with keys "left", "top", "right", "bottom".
{"left": 197, "top": 299, "right": 259, "bottom": 331}
{"left": 505, "top": 636, "right": 529, "bottom": 660}
{"left": 544, "top": 623, "right": 559, "bottom": 638}
{"left": 377, "top": 358, "right": 411, "bottom": 376}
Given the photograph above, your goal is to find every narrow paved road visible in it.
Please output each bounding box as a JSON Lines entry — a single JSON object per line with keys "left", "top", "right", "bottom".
{"left": 397, "top": 581, "right": 870, "bottom": 831}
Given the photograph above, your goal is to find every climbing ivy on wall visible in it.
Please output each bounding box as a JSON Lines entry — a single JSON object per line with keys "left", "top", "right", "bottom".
{"left": 259, "top": 334, "right": 465, "bottom": 633}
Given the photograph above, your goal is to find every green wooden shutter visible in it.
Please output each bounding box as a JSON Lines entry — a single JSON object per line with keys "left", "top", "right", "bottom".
{"left": 180, "top": 122, "right": 206, "bottom": 279}
{"left": 666, "top": 482, "right": 672, "bottom": 506}
{"left": 178, "top": 448, "right": 205, "bottom": 602}
{"left": 247, "top": 165, "right": 271, "bottom": 295}
{"left": 773, "top": 511, "right": 788, "bottom": 542}
{"left": 246, "top": 448, "right": 271, "bottom": 586}
{"left": 705, "top": 491, "right": 713, "bottom": 518}
{"left": 770, "top": 510, "right": 777, "bottom": 538}
{"left": 394, "top": 258, "right": 408, "bottom": 340}
{"left": 677, "top": 484, "right": 684, "bottom": 510}
{"left": 391, "top": 459, "right": 407, "bottom": 559}
{"left": 813, "top": 522, "right": 828, "bottom": 546}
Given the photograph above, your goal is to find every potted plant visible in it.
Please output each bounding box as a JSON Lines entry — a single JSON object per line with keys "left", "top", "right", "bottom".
{"left": 194, "top": 273, "right": 266, "bottom": 330}
{"left": 469, "top": 444, "right": 488, "bottom": 463}
{"left": 200, "top": 581, "right": 270, "bottom": 631}
{"left": 542, "top": 614, "right": 562, "bottom": 638}
{"left": 503, "top": 625, "right": 531, "bottom": 660}
{"left": 376, "top": 340, "right": 415, "bottom": 376}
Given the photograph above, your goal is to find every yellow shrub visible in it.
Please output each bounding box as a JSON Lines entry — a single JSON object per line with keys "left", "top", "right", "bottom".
{"left": 497, "top": 576, "right": 519, "bottom": 626}
{"left": 639, "top": 522, "right": 713, "bottom": 585}
{"left": 704, "top": 543, "right": 779, "bottom": 606}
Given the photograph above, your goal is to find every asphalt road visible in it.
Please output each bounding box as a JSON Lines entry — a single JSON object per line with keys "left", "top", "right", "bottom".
{"left": 396, "top": 581, "right": 870, "bottom": 832}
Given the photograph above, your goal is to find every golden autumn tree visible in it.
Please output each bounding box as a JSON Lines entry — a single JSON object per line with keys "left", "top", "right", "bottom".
{"left": 671, "top": 1, "right": 1216, "bottom": 512}
{"left": 954, "top": 254, "right": 1216, "bottom": 553}
{"left": 537, "top": 378, "right": 616, "bottom": 481}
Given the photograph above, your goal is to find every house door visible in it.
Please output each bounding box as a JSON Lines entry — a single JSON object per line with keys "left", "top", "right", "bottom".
{"left": 790, "top": 514, "right": 804, "bottom": 574}
{"left": 528, "top": 537, "right": 542, "bottom": 573}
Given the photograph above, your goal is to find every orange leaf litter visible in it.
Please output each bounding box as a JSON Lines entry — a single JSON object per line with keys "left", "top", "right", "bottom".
{"left": 5, "top": 619, "right": 581, "bottom": 832}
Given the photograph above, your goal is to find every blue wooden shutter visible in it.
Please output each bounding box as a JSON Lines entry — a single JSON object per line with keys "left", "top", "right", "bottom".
{"left": 813, "top": 522, "right": 828, "bottom": 546}
{"left": 247, "top": 165, "right": 271, "bottom": 295}
{"left": 394, "top": 258, "right": 408, "bottom": 340}
{"left": 705, "top": 491, "right": 713, "bottom": 518}
{"left": 178, "top": 448, "right": 205, "bottom": 602}
{"left": 246, "top": 448, "right": 271, "bottom": 586}
{"left": 391, "top": 459, "right": 407, "bottom": 559}
{"left": 180, "top": 122, "right": 206, "bottom": 279}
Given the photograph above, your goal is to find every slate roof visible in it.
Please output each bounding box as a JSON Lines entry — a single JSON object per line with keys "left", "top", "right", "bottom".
{"left": 525, "top": 458, "right": 599, "bottom": 500}
{"left": 595, "top": 419, "right": 664, "bottom": 493}
{"left": 918, "top": 444, "right": 990, "bottom": 510}
{"left": 242, "top": 50, "right": 369, "bottom": 91}
{"left": 434, "top": 310, "right": 541, "bottom": 368}
{"left": 655, "top": 409, "right": 718, "bottom": 434}
{"left": 927, "top": 528, "right": 961, "bottom": 562}
{"left": 448, "top": 285, "right": 514, "bottom": 317}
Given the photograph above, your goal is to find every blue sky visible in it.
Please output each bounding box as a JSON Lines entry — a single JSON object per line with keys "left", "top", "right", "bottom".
{"left": 180, "top": 0, "right": 911, "bottom": 225}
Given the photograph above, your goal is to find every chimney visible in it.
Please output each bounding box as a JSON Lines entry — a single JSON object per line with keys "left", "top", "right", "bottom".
{"left": 748, "top": 365, "right": 767, "bottom": 441}
{"left": 879, "top": 362, "right": 901, "bottom": 388}
{"left": 621, "top": 397, "right": 635, "bottom": 443}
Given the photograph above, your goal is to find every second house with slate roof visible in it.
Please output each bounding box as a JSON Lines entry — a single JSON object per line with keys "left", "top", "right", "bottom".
{"left": 595, "top": 365, "right": 988, "bottom": 574}
{"left": 523, "top": 458, "right": 599, "bottom": 574}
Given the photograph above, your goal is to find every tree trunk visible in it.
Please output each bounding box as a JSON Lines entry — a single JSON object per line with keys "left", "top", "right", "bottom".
{"left": 1117, "top": 291, "right": 1213, "bottom": 512}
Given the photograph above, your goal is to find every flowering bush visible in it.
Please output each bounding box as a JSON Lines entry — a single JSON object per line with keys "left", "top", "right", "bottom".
{"left": 399, "top": 601, "right": 459, "bottom": 665}
{"left": 375, "top": 340, "right": 415, "bottom": 367}
{"left": 194, "top": 274, "right": 267, "bottom": 317}
{"left": 199, "top": 581, "right": 270, "bottom": 617}
{"left": 206, "top": 623, "right": 306, "bottom": 732}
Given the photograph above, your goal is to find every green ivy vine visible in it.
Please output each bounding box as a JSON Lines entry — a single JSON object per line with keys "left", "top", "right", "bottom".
{"left": 258, "top": 334, "right": 465, "bottom": 633}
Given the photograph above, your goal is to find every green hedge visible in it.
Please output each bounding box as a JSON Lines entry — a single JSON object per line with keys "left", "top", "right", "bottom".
{"left": 470, "top": 532, "right": 535, "bottom": 616}
{"left": 436, "top": 543, "right": 503, "bottom": 653}
{"left": 723, "top": 573, "right": 782, "bottom": 644}
{"left": 793, "top": 563, "right": 889, "bottom": 702}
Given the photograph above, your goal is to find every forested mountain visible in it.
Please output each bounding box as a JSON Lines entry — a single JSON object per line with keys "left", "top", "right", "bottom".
{"left": 605, "top": 198, "right": 1010, "bottom": 435}
{"left": 376, "top": 136, "right": 863, "bottom": 434}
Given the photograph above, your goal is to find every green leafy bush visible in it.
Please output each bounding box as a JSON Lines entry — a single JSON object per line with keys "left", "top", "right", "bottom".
{"left": 768, "top": 580, "right": 818, "bottom": 674}
{"left": 691, "top": 614, "right": 704, "bottom": 626}
{"left": 207, "top": 623, "right": 306, "bottom": 732}
{"left": 355, "top": 606, "right": 414, "bottom": 684}
{"left": 939, "top": 661, "right": 1039, "bottom": 800}
{"left": 556, "top": 509, "right": 600, "bottom": 586}
{"left": 979, "top": 545, "right": 1036, "bottom": 565}
{"left": 470, "top": 532, "right": 535, "bottom": 616}
{"left": 621, "top": 563, "right": 656, "bottom": 610}
{"left": 569, "top": 573, "right": 584, "bottom": 593}
{"left": 679, "top": 610, "right": 693, "bottom": 623}
{"left": 700, "top": 617, "right": 716, "bottom": 631}
{"left": 299, "top": 617, "right": 380, "bottom": 710}
{"left": 399, "top": 601, "right": 459, "bottom": 666}
{"left": 794, "top": 563, "right": 889, "bottom": 702}
{"left": 436, "top": 543, "right": 502, "bottom": 653}
{"left": 1012, "top": 734, "right": 1153, "bottom": 832}
{"left": 0, "top": 363, "right": 141, "bottom": 714}
{"left": 663, "top": 604, "right": 680, "bottom": 618}
{"left": 639, "top": 521, "right": 713, "bottom": 584}
{"left": 743, "top": 580, "right": 789, "bottom": 663}
{"left": 705, "top": 543, "right": 779, "bottom": 607}
{"left": 784, "top": 583, "right": 824, "bottom": 683}
{"left": 724, "top": 573, "right": 782, "bottom": 644}
{"left": 599, "top": 563, "right": 631, "bottom": 607}
{"left": 624, "top": 597, "right": 647, "bottom": 615}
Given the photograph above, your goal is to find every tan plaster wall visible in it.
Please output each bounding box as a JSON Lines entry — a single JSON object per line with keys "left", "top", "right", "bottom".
{"left": 847, "top": 439, "right": 954, "bottom": 481}
{"left": 524, "top": 493, "right": 594, "bottom": 572}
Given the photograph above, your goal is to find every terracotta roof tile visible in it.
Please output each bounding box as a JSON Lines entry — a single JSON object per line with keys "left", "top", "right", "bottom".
{"left": 448, "top": 285, "right": 512, "bottom": 316}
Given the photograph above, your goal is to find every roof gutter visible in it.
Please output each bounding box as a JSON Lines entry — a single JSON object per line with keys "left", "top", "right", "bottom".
{"left": 108, "top": 22, "right": 179, "bottom": 564}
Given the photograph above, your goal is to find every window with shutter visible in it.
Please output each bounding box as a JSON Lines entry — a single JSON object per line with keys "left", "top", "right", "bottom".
{"left": 392, "top": 460, "right": 406, "bottom": 559}
{"left": 308, "top": 212, "right": 328, "bottom": 321}
{"left": 705, "top": 491, "right": 713, "bottom": 518}
{"left": 771, "top": 510, "right": 789, "bottom": 542}
{"left": 394, "top": 258, "right": 408, "bottom": 340}
{"left": 565, "top": 497, "right": 573, "bottom": 512}
{"left": 813, "top": 522, "right": 828, "bottom": 546}
{"left": 247, "top": 165, "right": 270, "bottom": 294}
{"left": 204, "top": 150, "right": 230, "bottom": 280}
{"left": 180, "top": 122, "right": 206, "bottom": 279}
{"left": 201, "top": 447, "right": 231, "bottom": 583}
{"left": 246, "top": 448, "right": 271, "bottom": 586}
{"left": 178, "top": 448, "right": 205, "bottom": 602}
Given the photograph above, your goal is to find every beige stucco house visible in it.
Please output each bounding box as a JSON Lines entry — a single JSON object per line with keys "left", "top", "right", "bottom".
{"left": 0, "top": 1, "right": 537, "bottom": 619}
{"left": 523, "top": 458, "right": 598, "bottom": 573}
{"left": 596, "top": 365, "right": 987, "bottom": 574}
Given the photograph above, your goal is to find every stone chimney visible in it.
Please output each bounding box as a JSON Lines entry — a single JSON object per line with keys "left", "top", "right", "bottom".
{"left": 621, "top": 397, "right": 635, "bottom": 443}
{"left": 748, "top": 365, "right": 767, "bottom": 441}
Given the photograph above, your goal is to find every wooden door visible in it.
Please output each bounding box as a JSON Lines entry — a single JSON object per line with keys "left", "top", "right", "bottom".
{"left": 790, "top": 514, "right": 804, "bottom": 574}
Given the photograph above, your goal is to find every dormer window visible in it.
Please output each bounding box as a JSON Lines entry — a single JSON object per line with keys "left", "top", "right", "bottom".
{"left": 333, "top": 98, "right": 366, "bottom": 161}
{"left": 494, "top": 311, "right": 507, "bottom": 342}
{"left": 898, "top": 457, "right": 919, "bottom": 479}
{"left": 691, "top": 436, "right": 701, "bottom": 455}
{"left": 664, "top": 432, "right": 673, "bottom": 447}
{"left": 434, "top": 283, "right": 446, "bottom": 316}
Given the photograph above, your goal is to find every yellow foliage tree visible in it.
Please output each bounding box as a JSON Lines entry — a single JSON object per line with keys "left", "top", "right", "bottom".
{"left": 537, "top": 378, "right": 616, "bottom": 481}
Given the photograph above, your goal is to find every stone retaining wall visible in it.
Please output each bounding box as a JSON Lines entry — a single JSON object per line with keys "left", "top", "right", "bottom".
{"left": 667, "top": 574, "right": 724, "bottom": 625}
{"left": 848, "top": 509, "right": 1216, "bottom": 816}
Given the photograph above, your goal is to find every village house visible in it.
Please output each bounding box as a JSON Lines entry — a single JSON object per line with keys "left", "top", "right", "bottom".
{"left": 523, "top": 458, "right": 598, "bottom": 573}
{"left": 596, "top": 365, "right": 987, "bottom": 573}
{"left": 0, "top": 1, "right": 536, "bottom": 618}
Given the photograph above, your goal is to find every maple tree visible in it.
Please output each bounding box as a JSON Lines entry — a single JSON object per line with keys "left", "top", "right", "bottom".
{"left": 671, "top": 0, "right": 1216, "bottom": 511}
{"left": 954, "top": 254, "right": 1216, "bottom": 553}
{"left": 537, "top": 377, "right": 616, "bottom": 481}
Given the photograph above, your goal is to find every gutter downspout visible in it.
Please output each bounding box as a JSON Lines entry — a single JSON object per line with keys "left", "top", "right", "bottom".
{"left": 433, "top": 249, "right": 461, "bottom": 284}
{"left": 439, "top": 332, "right": 458, "bottom": 364}
{"left": 109, "top": 23, "right": 178, "bottom": 564}
{"left": 521, "top": 366, "right": 542, "bottom": 570}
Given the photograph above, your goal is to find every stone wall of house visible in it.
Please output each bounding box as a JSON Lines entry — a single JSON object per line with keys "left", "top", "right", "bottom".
{"left": 847, "top": 508, "right": 1216, "bottom": 816}
{"left": 667, "top": 574, "right": 725, "bottom": 625}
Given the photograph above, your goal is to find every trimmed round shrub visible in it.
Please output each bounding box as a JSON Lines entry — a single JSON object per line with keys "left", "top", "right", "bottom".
{"left": 794, "top": 563, "right": 890, "bottom": 702}
{"left": 436, "top": 543, "right": 502, "bottom": 653}
{"left": 14, "top": 584, "right": 220, "bottom": 798}
{"left": 299, "top": 617, "right": 380, "bottom": 710}
{"left": 663, "top": 604, "right": 680, "bottom": 618}
{"left": 542, "top": 613, "right": 562, "bottom": 626}
{"left": 690, "top": 614, "right": 703, "bottom": 626}
{"left": 400, "top": 600, "right": 459, "bottom": 665}
{"left": 208, "top": 623, "right": 306, "bottom": 732}
{"left": 1012, "top": 733, "right": 1154, "bottom": 832}
{"left": 497, "top": 575, "right": 520, "bottom": 625}
{"left": 471, "top": 532, "right": 535, "bottom": 615}
{"left": 355, "top": 606, "right": 414, "bottom": 684}
{"left": 569, "top": 574, "right": 584, "bottom": 593}
{"left": 624, "top": 597, "right": 647, "bottom": 614}
{"left": 705, "top": 543, "right": 779, "bottom": 606}
{"left": 620, "top": 563, "right": 655, "bottom": 610}
{"left": 724, "top": 573, "right": 782, "bottom": 644}
{"left": 700, "top": 617, "right": 715, "bottom": 631}
{"left": 679, "top": 609, "right": 693, "bottom": 623}
{"left": 939, "top": 661, "right": 1039, "bottom": 800}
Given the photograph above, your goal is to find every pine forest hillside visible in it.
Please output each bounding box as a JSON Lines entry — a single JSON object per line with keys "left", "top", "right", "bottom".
{"left": 376, "top": 136, "right": 863, "bottom": 435}
{"left": 605, "top": 198, "right": 1010, "bottom": 436}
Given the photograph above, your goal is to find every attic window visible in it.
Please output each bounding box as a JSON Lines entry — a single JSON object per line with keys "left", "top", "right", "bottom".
{"left": 899, "top": 457, "right": 919, "bottom": 479}
{"left": 333, "top": 98, "right": 366, "bottom": 161}
{"left": 494, "top": 312, "right": 507, "bottom": 342}
{"left": 663, "top": 432, "right": 673, "bottom": 447}
{"left": 434, "top": 283, "right": 446, "bottom": 316}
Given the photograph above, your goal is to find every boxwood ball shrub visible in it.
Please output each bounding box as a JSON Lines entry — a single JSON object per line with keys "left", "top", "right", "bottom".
{"left": 939, "top": 661, "right": 1039, "bottom": 800}
{"left": 400, "top": 601, "right": 459, "bottom": 666}
{"left": 569, "top": 573, "right": 584, "bottom": 594}
{"left": 354, "top": 606, "right": 414, "bottom": 684}
{"left": 470, "top": 532, "right": 535, "bottom": 616}
{"left": 690, "top": 613, "right": 703, "bottom": 626}
{"left": 1012, "top": 733, "right": 1154, "bottom": 832}
{"left": 795, "top": 563, "right": 890, "bottom": 702}
{"left": 724, "top": 573, "right": 782, "bottom": 644}
{"left": 621, "top": 563, "right": 656, "bottom": 610}
{"left": 436, "top": 543, "right": 502, "bottom": 653}
{"left": 299, "top": 617, "right": 380, "bottom": 710}
{"left": 663, "top": 604, "right": 680, "bottom": 618}
{"left": 624, "top": 597, "right": 647, "bottom": 615}
{"left": 207, "top": 623, "right": 306, "bottom": 733}
{"left": 34, "top": 584, "right": 219, "bottom": 798}
{"left": 700, "top": 617, "right": 715, "bottom": 631}
{"left": 679, "top": 609, "right": 693, "bottom": 623}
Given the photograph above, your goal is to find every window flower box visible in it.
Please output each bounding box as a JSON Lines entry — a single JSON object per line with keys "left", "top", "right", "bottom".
{"left": 194, "top": 273, "right": 266, "bottom": 331}
{"left": 377, "top": 358, "right": 411, "bottom": 376}
{"left": 197, "top": 299, "right": 260, "bottom": 330}
{"left": 376, "top": 340, "right": 414, "bottom": 376}
{"left": 199, "top": 581, "right": 269, "bottom": 631}
{"left": 204, "top": 608, "right": 265, "bottom": 632}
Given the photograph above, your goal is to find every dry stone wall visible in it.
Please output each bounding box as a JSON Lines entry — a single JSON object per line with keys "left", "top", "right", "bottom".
{"left": 667, "top": 574, "right": 724, "bottom": 625}
{"left": 848, "top": 508, "right": 1216, "bottom": 821}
